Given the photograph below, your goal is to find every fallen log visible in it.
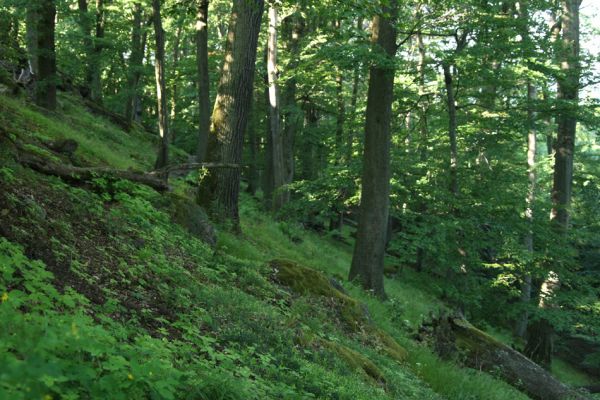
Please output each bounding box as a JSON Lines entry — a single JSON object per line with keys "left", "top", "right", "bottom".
{"left": 431, "top": 315, "right": 590, "bottom": 400}
{"left": 18, "top": 153, "right": 169, "bottom": 192}
{"left": 150, "top": 162, "right": 241, "bottom": 179}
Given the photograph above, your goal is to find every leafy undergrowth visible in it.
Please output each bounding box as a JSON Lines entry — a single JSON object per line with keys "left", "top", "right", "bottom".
{"left": 0, "top": 93, "right": 532, "bottom": 399}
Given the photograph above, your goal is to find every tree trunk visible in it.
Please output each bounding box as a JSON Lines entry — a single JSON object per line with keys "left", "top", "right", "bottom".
{"left": 77, "top": 0, "right": 92, "bottom": 97}
{"left": 281, "top": 10, "right": 304, "bottom": 184}
{"left": 124, "top": 2, "right": 144, "bottom": 125}
{"left": 196, "top": 0, "right": 210, "bottom": 162}
{"left": 443, "top": 62, "right": 458, "bottom": 196}
{"left": 346, "top": 18, "right": 362, "bottom": 163}
{"left": 200, "top": 0, "right": 264, "bottom": 228}
{"left": 170, "top": 24, "right": 182, "bottom": 143}
{"left": 266, "top": 5, "right": 287, "bottom": 211}
{"left": 90, "top": 0, "right": 105, "bottom": 104}
{"left": 516, "top": 82, "right": 537, "bottom": 338}
{"left": 25, "top": 4, "right": 38, "bottom": 76}
{"left": 152, "top": 0, "right": 170, "bottom": 169}
{"left": 349, "top": 0, "right": 398, "bottom": 299}
{"left": 35, "top": 0, "right": 57, "bottom": 110}
{"left": 525, "top": 0, "right": 580, "bottom": 368}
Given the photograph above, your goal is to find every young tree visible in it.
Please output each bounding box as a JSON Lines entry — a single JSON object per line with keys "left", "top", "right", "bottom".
{"left": 35, "top": 0, "right": 57, "bottom": 110}
{"left": 201, "top": 0, "right": 264, "bottom": 227}
{"left": 349, "top": 0, "right": 399, "bottom": 298}
{"left": 152, "top": 0, "right": 170, "bottom": 168}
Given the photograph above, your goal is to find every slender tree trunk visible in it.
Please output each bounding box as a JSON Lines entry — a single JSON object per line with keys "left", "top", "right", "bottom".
{"left": 25, "top": 4, "right": 39, "bottom": 75}
{"left": 281, "top": 10, "right": 304, "bottom": 184}
{"left": 196, "top": 0, "right": 210, "bottom": 162}
{"left": 35, "top": 0, "right": 57, "bottom": 110}
{"left": 415, "top": 29, "right": 428, "bottom": 272}
{"left": 246, "top": 91, "right": 259, "bottom": 196}
{"left": 516, "top": 82, "right": 537, "bottom": 338}
{"left": 266, "top": 5, "right": 287, "bottom": 211}
{"left": 443, "top": 63, "right": 458, "bottom": 196}
{"left": 170, "top": 24, "right": 182, "bottom": 143}
{"left": 525, "top": 0, "right": 580, "bottom": 368}
{"left": 124, "top": 2, "right": 144, "bottom": 125}
{"left": 152, "top": 0, "right": 170, "bottom": 169}
{"left": 89, "top": 0, "right": 105, "bottom": 104}
{"left": 349, "top": 0, "right": 398, "bottom": 299}
{"left": 77, "top": 0, "right": 93, "bottom": 97}
{"left": 346, "top": 18, "right": 361, "bottom": 163}
{"left": 200, "top": 0, "right": 264, "bottom": 228}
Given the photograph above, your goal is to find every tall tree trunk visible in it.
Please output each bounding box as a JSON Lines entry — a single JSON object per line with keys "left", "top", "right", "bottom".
{"left": 281, "top": 9, "right": 304, "bottom": 184}
{"left": 152, "top": 0, "right": 170, "bottom": 169}
{"left": 170, "top": 24, "right": 182, "bottom": 143}
{"left": 349, "top": 0, "right": 398, "bottom": 299}
{"left": 200, "top": 0, "right": 264, "bottom": 228}
{"left": 346, "top": 18, "right": 362, "bottom": 163}
{"left": 25, "top": 4, "right": 39, "bottom": 75}
{"left": 35, "top": 0, "right": 57, "bottom": 110}
{"left": 516, "top": 82, "right": 537, "bottom": 338}
{"left": 525, "top": 0, "right": 580, "bottom": 368}
{"left": 90, "top": 0, "right": 105, "bottom": 104}
{"left": 266, "top": 5, "right": 287, "bottom": 211}
{"left": 415, "top": 29, "right": 428, "bottom": 272}
{"left": 443, "top": 63, "right": 458, "bottom": 196}
{"left": 77, "top": 0, "right": 92, "bottom": 96}
{"left": 124, "top": 2, "right": 144, "bottom": 125}
{"left": 196, "top": 0, "right": 210, "bottom": 162}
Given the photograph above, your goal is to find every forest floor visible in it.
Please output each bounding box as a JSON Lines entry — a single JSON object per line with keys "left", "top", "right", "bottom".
{"left": 0, "top": 91, "right": 596, "bottom": 399}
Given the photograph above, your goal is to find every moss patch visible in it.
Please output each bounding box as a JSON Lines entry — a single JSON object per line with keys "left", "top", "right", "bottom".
{"left": 322, "top": 339, "right": 386, "bottom": 384}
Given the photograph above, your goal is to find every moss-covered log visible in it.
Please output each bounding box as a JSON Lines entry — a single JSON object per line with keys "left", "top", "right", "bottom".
{"left": 440, "top": 316, "right": 590, "bottom": 400}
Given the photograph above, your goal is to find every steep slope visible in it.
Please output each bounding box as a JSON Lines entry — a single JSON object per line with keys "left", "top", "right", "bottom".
{"left": 0, "top": 92, "right": 534, "bottom": 399}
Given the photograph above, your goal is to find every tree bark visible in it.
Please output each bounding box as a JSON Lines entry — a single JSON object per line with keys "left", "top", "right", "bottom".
{"left": 266, "top": 5, "right": 287, "bottom": 211}
{"left": 196, "top": 0, "right": 210, "bottom": 162}
{"left": 89, "top": 0, "right": 105, "bottom": 104}
{"left": 200, "top": 0, "right": 264, "bottom": 228}
{"left": 151, "top": 0, "right": 170, "bottom": 169}
{"left": 35, "top": 0, "right": 57, "bottom": 110}
{"left": 348, "top": 0, "right": 398, "bottom": 299}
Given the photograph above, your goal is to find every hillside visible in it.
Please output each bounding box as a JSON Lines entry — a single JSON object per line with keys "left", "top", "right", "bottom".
{"left": 1, "top": 85, "right": 597, "bottom": 399}
{"left": 0, "top": 91, "right": 564, "bottom": 399}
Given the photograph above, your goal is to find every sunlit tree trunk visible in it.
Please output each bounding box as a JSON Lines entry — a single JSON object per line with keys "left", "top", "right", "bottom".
{"left": 266, "top": 5, "right": 287, "bottom": 210}
{"left": 35, "top": 0, "right": 57, "bottom": 110}
{"left": 90, "top": 0, "right": 105, "bottom": 104}
{"left": 349, "top": 0, "right": 398, "bottom": 298}
{"left": 196, "top": 0, "right": 210, "bottom": 162}
{"left": 200, "top": 0, "right": 264, "bottom": 228}
{"left": 152, "top": 0, "right": 170, "bottom": 168}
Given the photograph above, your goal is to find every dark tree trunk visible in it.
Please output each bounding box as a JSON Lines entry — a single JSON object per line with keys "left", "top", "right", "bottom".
{"left": 200, "top": 0, "right": 264, "bottom": 228}
{"left": 348, "top": 0, "right": 398, "bottom": 299}
{"left": 124, "top": 2, "right": 144, "bottom": 124}
{"left": 35, "top": 0, "right": 57, "bottom": 110}
{"left": 196, "top": 0, "right": 210, "bottom": 162}
{"left": 152, "top": 0, "right": 170, "bottom": 169}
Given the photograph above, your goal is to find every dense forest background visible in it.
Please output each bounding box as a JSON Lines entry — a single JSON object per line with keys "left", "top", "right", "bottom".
{"left": 1, "top": 0, "right": 600, "bottom": 398}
